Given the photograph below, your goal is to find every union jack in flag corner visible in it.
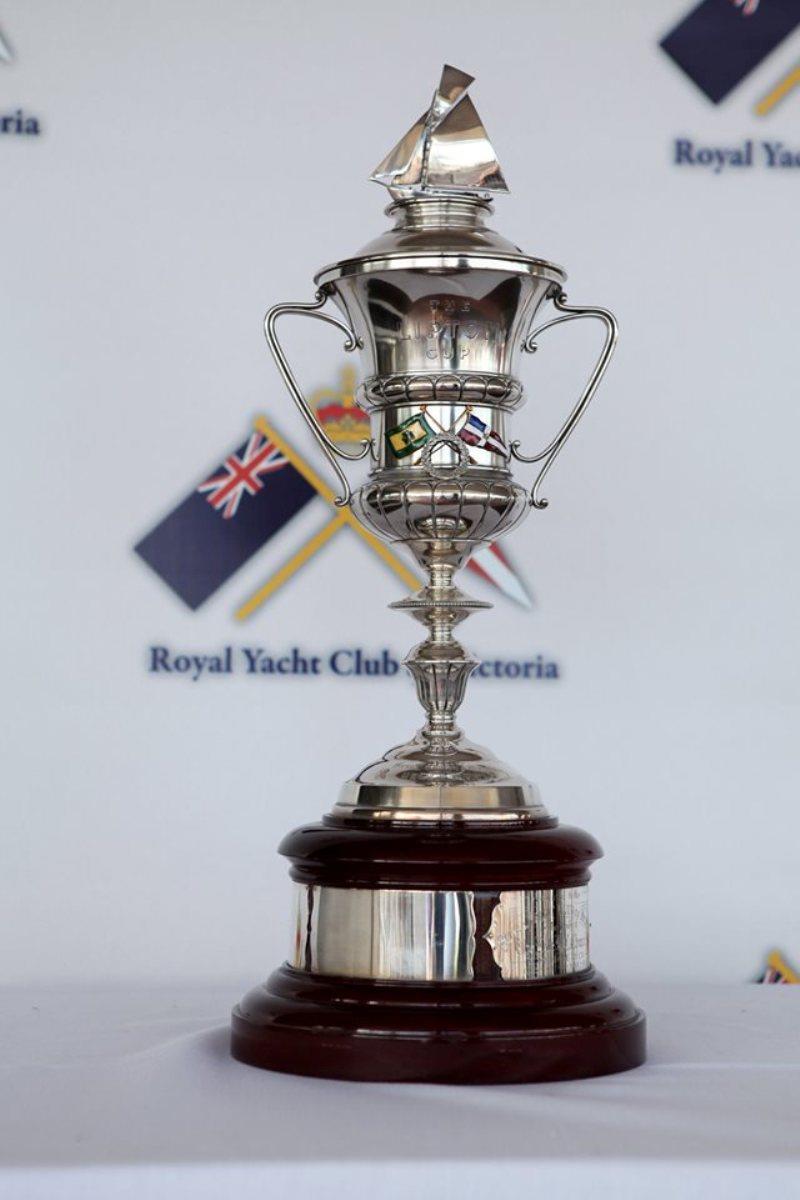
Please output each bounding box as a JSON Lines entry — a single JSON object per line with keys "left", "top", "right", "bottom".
{"left": 135, "top": 427, "right": 315, "bottom": 610}
{"left": 196, "top": 431, "right": 289, "bottom": 519}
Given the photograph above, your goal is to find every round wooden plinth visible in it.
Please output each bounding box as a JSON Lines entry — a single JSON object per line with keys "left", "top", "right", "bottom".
{"left": 232, "top": 815, "right": 646, "bottom": 1083}
{"left": 232, "top": 966, "right": 645, "bottom": 1084}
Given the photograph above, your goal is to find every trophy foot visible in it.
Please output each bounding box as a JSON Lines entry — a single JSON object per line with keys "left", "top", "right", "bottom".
{"left": 333, "top": 728, "right": 549, "bottom": 822}
{"left": 231, "top": 967, "right": 645, "bottom": 1084}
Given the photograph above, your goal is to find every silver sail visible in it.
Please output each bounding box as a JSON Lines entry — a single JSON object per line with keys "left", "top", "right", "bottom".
{"left": 370, "top": 63, "right": 509, "bottom": 198}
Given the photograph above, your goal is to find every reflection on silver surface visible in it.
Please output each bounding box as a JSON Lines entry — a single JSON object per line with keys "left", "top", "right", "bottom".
{"left": 292, "top": 885, "right": 476, "bottom": 981}
{"left": 485, "top": 887, "right": 589, "bottom": 980}
{"left": 290, "top": 885, "right": 589, "bottom": 982}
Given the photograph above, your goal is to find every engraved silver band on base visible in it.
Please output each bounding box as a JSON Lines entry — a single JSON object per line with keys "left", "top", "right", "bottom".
{"left": 290, "top": 884, "right": 589, "bottom": 982}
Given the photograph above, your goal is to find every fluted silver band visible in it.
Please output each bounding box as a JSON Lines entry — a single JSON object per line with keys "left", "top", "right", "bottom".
{"left": 290, "top": 884, "right": 589, "bottom": 983}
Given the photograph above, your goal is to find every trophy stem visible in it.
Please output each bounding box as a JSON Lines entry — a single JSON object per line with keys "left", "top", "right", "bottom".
{"left": 391, "top": 557, "right": 491, "bottom": 774}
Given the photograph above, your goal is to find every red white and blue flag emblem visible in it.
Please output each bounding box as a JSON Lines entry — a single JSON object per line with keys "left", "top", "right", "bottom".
{"left": 459, "top": 414, "right": 509, "bottom": 458}
{"left": 197, "top": 431, "right": 288, "bottom": 519}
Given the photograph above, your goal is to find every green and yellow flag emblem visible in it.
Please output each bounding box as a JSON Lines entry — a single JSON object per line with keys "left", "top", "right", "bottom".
{"left": 386, "top": 413, "right": 433, "bottom": 459}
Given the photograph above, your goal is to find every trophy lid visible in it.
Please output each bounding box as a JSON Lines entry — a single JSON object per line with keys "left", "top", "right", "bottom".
{"left": 370, "top": 64, "right": 509, "bottom": 200}
{"left": 314, "top": 66, "right": 565, "bottom": 291}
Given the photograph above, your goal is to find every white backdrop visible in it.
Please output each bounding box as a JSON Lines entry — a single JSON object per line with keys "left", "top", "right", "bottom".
{"left": 2, "top": 0, "right": 799, "bottom": 988}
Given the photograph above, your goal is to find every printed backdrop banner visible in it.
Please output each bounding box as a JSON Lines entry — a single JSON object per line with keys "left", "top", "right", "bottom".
{"left": 3, "top": 0, "right": 799, "bottom": 987}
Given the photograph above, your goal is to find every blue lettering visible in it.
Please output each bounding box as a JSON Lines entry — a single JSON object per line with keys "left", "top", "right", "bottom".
{"left": 0, "top": 108, "right": 42, "bottom": 136}
{"left": 242, "top": 647, "right": 260, "bottom": 673}
{"left": 149, "top": 646, "right": 171, "bottom": 672}
{"left": 674, "top": 138, "right": 694, "bottom": 165}
{"left": 330, "top": 649, "right": 354, "bottom": 676}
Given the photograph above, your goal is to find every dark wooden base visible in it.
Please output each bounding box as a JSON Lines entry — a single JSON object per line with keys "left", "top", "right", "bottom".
{"left": 233, "top": 815, "right": 646, "bottom": 1083}
{"left": 232, "top": 965, "right": 646, "bottom": 1084}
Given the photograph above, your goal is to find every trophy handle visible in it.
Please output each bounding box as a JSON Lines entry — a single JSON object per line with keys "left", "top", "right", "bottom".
{"left": 511, "top": 290, "right": 618, "bottom": 509}
{"left": 264, "top": 289, "right": 371, "bottom": 507}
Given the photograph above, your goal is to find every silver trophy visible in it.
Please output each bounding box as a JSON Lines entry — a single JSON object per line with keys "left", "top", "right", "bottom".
{"left": 233, "top": 66, "right": 644, "bottom": 1082}
{"left": 267, "top": 65, "right": 615, "bottom": 820}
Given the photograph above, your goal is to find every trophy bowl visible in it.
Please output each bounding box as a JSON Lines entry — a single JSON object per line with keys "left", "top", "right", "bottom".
{"left": 315, "top": 195, "right": 563, "bottom": 382}
{"left": 354, "top": 471, "right": 529, "bottom": 570}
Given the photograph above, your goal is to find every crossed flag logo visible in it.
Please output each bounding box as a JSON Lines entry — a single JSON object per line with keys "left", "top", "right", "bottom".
{"left": 135, "top": 369, "right": 531, "bottom": 619}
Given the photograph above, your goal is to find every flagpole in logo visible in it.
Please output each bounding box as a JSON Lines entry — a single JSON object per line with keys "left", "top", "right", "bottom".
{"left": 756, "top": 60, "right": 800, "bottom": 114}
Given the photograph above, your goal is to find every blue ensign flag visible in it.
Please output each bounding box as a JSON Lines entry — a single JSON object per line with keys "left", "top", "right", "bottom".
{"left": 661, "top": 0, "right": 800, "bottom": 105}
{"left": 135, "top": 428, "right": 316, "bottom": 609}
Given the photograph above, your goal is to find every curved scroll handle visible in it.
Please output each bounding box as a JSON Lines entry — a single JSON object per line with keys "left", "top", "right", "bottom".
{"left": 264, "top": 289, "right": 371, "bottom": 507}
{"left": 511, "top": 291, "right": 618, "bottom": 509}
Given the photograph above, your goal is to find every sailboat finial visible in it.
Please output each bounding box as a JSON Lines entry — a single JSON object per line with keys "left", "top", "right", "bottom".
{"left": 370, "top": 65, "right": 509, "bottom": 199}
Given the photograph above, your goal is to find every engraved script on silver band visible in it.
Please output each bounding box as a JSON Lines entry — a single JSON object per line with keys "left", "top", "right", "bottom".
{"left": 290, "top": 884, "right": 590, "bottom": 982}
{"left": 485, "top": 886, "right": 589, "bottom": 980}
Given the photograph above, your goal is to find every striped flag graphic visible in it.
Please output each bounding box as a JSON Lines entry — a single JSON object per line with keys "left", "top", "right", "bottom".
{"left": 467, "top": 543, "right": 533, "bottom": 609}
{"left": 754, "top": 949, "right": 799, "bottom": 984}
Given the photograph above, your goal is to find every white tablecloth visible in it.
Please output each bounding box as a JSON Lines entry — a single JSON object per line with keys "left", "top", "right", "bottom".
{"left": 1, "top": 983, "right": 797, "bottom": 1198}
